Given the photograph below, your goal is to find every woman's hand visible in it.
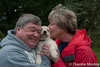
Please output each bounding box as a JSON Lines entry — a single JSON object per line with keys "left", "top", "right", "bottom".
{"left": 41, "top": 44, "right": 60, "bottom": 63}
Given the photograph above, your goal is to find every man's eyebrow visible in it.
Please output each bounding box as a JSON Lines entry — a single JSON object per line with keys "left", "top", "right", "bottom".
{"left": 29, "top": 27, "right": 35, "bottom": 29}
{"left": 29, "top": 27, "right": 41, "bottom": 31}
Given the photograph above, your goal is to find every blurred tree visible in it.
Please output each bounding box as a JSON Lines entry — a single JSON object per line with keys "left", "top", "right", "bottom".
{"left": 0, "top": 0, "right": 100, "bottom": 47}
{"left": 64, "top": 0, "right": 100, "bottom": 47}
{"left": 0, "top": 0, "right": 64, "bottom": 34}
{"left": 87, "top": 0, "right": 100, "bottom": 47}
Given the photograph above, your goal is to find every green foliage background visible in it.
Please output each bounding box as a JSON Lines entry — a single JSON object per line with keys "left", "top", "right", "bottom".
{"left": 0, "top": 0, "right": 100, "bottom": 47}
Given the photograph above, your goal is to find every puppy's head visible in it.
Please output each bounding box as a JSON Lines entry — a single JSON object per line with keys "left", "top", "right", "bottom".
{"left": 40, "top": 26, "right": 50, "bottom": 40}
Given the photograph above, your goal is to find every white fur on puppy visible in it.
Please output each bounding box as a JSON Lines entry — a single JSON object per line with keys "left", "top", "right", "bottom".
{"left": 36, "top": 26, "right": 58, "bottom": 65}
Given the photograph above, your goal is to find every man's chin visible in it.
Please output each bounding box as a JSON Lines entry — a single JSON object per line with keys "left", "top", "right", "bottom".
{"left": 28, "top": 43, "right": 36, "bottom": 48}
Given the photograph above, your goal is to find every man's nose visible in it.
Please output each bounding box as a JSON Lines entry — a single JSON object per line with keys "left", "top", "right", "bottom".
{"left": 34, "top": 32, "right": 40, "bottom": 37}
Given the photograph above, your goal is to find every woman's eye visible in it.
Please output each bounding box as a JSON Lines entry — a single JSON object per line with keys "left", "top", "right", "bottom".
{"left": 47, "top": 29, "right": 49, "bottom": 31}
{"left": 51, "top": 23, "right": 55, "bottom": 25}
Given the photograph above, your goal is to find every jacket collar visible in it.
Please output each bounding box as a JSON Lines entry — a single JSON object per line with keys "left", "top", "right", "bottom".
{"left": 56, "top": 29, "right": 91, "bottom": 57}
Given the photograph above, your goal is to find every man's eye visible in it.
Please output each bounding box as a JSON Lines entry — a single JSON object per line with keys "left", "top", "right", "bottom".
{"left": 30, "top": 29, "right": 35, "bottom": 32}
{"left": 38, "top": 31, "right": 41, "bottom": 34}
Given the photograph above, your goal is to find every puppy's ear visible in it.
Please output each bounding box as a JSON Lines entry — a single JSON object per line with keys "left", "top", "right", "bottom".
{"left": 41, "top": 27, "right": 43, "bottom": 30}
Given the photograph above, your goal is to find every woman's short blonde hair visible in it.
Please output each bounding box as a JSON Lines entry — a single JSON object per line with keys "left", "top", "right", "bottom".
{"left": 48, "top": 4, "right": 77, "bottom": 35}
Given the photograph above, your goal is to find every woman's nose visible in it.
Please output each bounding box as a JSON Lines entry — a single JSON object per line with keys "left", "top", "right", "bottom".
{"left": 48, "top": 25, "right": 50, "bottom": 29}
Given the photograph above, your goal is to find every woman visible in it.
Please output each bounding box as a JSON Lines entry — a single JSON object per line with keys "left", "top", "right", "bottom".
{"left": 43, "top": 4, "right": 98, "bottom": 67}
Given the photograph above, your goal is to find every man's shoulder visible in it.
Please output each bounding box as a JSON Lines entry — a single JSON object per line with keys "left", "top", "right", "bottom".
{"left": 0, "top": 45, "right": 24, "bottom": 55}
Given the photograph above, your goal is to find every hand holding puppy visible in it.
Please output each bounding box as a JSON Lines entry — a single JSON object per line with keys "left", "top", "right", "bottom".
{"left": 42, "top": 45, "right": 60, "bottom": 63}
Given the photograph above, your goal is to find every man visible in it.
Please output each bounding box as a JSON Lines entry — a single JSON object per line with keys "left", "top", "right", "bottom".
{"left": 0, "top": 13, "right": 51, "bottom": 67}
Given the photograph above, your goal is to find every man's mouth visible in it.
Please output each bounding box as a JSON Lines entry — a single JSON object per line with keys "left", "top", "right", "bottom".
{"left": 29, "top": 38, "right": 38, "bottom": 42}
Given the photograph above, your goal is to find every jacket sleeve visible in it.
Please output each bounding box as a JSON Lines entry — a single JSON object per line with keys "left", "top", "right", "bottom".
{"left": 52, "top": 58, "right": 70, "bottom": 67}
{"left": 4, "top": 50, "right": 51, "bottom": 67}
{"left": 40, "top": 55, "right": 51, "bottom": 67}
{"left": 74, "top": 46, "right": 98, "bottom": 67}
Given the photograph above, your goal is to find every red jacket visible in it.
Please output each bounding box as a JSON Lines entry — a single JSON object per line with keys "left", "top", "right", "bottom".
{"left": 52, "top": 29, "right": 98, "bottom": 67}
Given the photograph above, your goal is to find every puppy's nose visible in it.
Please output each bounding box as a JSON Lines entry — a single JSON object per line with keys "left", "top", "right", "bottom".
{"left": 43, "top": 31, "right": 46, "bottom": 34}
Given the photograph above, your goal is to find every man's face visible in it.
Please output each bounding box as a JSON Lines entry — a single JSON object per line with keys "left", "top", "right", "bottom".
{"left": 16, "top": 22, "right": 41, "bottom": 48}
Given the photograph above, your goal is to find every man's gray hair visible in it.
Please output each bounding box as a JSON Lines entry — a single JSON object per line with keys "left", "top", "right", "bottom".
{"left": 15, "top": 13, "right": 42, "bottom": 30}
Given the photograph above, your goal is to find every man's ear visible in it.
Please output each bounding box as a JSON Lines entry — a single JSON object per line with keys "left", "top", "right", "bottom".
{"left": 16, "top": 27, "right": 21, "bottom": 33}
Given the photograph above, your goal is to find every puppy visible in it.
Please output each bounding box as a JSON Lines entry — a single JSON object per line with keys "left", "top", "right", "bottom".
{"left": 35, "top": 26, "right": 58, "bottom": 64}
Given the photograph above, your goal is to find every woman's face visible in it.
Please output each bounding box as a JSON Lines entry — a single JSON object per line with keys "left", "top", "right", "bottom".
{"left": 48, "top": 20, "right": 65, "bottom": 39}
